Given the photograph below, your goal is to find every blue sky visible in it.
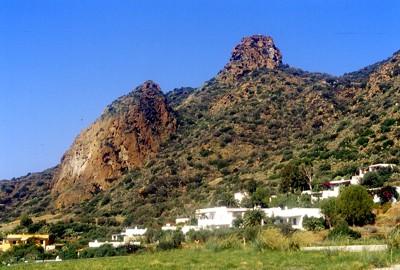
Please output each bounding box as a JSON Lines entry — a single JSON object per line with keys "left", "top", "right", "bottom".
{"left": 1, "top": 0, "right": 399, "bottom": 179}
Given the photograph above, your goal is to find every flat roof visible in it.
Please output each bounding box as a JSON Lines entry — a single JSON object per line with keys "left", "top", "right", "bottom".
{"left": 6, "top": 234, "right": 49, "bottom": 240}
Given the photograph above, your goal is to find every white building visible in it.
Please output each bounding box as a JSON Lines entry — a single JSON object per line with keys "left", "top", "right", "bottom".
{"left": 161, "top": 223, "right": 199, "bottom": 234}
{"left": 88, "top": 240, "right": 125, "bottom": 248}
{"left": 194, "top": 206, "right": 322, "bottom": 230}
{"left": 263, "top": 207, "right": 322, "bottom": 230}
{"left": 234, "top": 192, "right": 249, "bottom": 204}
{"left": 89, "top": 226, "right": 146, "bottom": 248}
{"left": 111, "top": 226, "right": 147, "bottom": 242}
{"left": 302, "top": 164, "right": 397, "bottom": 202}
{"left": 175, "top": 217, "right": 190, "bottom": 224}
{"left": 195, "top": 207, "right": 248, "bottom": 229}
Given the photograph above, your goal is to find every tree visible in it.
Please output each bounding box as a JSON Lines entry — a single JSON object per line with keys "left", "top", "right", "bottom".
{"left": 243, "top": 209, "right": 267, "bottom": 227}
{"left": 336, "top": 185, "right": 374, "bottom": 226}
{"left": 362, "top": 172, "right": 383, "bottom": 188}
{"left": 216, "top": 192, "right": 238, "bottom": 207}
{"left": 299, "top": 163, "right": 314, "bottom": 191}
{"left": 280, "top": 162, "right": 308, "bottom": 193}
{"left": 20, "top": 214, "right": 33, "bottom": 228}
{"left": 251, "top": 187, "right": 269, "bottom": 207}
{"left": 320, "top": 198, "right": 338, "bottom": 228}
{"left": 362, "top": 167, "right": 394, "bottom": 188}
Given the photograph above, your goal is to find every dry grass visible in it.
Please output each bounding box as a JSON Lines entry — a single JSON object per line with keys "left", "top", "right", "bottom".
{"left": 291, "top": 231, "right": 326, "bottom": 247}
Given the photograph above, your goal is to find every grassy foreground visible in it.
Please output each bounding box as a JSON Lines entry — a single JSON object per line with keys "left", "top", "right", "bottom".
{"left": 8, "top": 248, "right": 400, "bottom": 270}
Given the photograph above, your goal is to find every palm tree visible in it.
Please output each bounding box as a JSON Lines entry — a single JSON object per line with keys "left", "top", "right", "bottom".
{"left": 243, "top": 209, "right": 267, "bottom": 227}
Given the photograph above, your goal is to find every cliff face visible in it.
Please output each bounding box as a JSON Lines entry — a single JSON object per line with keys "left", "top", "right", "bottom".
{"left": 52, "top": 81, "right": 176, "bottom": 207}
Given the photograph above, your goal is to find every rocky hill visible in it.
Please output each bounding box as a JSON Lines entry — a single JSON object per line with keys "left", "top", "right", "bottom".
{"left": 1, "top": 35, "right": 399, "bottom": 225}
{"left": 51, "top": 81, "right": 176, "bottom": 208}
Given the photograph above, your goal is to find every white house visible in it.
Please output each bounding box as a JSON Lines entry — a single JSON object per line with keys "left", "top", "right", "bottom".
{"left": 302, "top": 164, "right": 397, "bottom": 202}
{"left": 175, "top": 217, "right": 190, "bottom": 224}
{"left": 234, "top": 192, "right": 249, "bottom": 204}
{"left": 194, "top": 206, "right": 322, "bottom": 230}
{"left": 195, "top": 207, "right": 248, "bottom": 229}
{"left": 88, "top": 240, "right": 125, "bottom": 248}
{"left": 89, "top": 226, "right": 147, "bottom": 248}
{"left": 262, "top": 207, "right": 322, "bottom": 230}
{"left": 111, "top": 226, "right": 147, "bottom": 242}
{"left": 161, "top": 223, "right": 177, "bottom": 231}
{"left": 161, "top": 223, "right": 199, "bottom": 234}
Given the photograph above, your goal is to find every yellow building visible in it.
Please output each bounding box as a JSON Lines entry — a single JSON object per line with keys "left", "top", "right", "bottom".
{"left": 0, "top": 234, "right": 51, "bottom": 252}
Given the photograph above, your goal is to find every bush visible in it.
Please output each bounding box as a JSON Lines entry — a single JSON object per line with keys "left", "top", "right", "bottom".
{"left": 381, "top": 118, "right": 397, "bottom": 133}
{"left": 157, "top": 230, "right": 184, "bottom": 251}
{"left": 205, "top": 235, "right": 242, "bottom": 251}
{"left": 59, "top": 243, "right": 79, "bottom": 260}
{"left": 362, "top": 172, "right": 385, "bottom": 188}
{"left": 0, "top": 243, "right": 45, "bottom": 264}
{"left": 303, "top": 216, "right": 325, "bottom": 231}
{"left": 186, "top": 229, "right": 212, "bottom": 243}
{"left": 254, "top": 228, "right": 289, "bottom": 251}
{"left": 356, "top": 136, "right": 369, "bottom": 147}
{"left": 327, "top": 220, "right": 361, "bottom": 240}
{"left": 290, "top": 231, "right": 323, "bottom": 247}
{"left": 239, "top": 226, "right": 261, "bottom": 242}
{"left": 20, "top": 214, "right": 33, "bottom": 227}
{"left": 80, "top": 244, "right": 117, "bottom": 258}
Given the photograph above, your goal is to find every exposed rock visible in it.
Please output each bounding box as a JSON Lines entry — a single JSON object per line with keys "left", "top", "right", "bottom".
{"left": 218, "top": 35, "right": 282, "bottom": 82}
{"left": 52, "top": 81, "right": 176, "bottom": 207}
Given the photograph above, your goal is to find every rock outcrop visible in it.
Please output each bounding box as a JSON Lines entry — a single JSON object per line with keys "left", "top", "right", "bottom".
{"left": 218, "top": 35, "right": 282, "bottom": 82}
{"left": 52, "top": 81, "right": 176, "bottom": 207}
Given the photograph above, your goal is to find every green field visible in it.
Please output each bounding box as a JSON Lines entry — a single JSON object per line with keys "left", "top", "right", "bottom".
{"left": 8, "top": 248, "right": 400, "bottom": 270}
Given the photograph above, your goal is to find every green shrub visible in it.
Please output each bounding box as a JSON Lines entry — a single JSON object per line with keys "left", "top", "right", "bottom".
{"left": 0, "top": 243, "right": 45, "bottom": 264}
{"left": 356, "top": 136, "right": 369, "bottom": 147}
{"left": 157, "top": 230, "right": 185, "bottom": 251}
{"left": 20, "top": 214, "right": 33, "bottom": 227}
{"left": 303, "top": 216, "right": 325, "bottom": 231}
{"left": 59, "top": 243, "right": 79, "bottom": 260}
{"left": 327, "top": 220, "right": 361, "bottom": 240}
{"left": 186, "top": 229, "right": 212, "bottom": 243}
{"left": 362, "top": 168, "right": 393, "bottom": 188}
{"left": 381, "top": 118, "right": 397, "bottom": 132}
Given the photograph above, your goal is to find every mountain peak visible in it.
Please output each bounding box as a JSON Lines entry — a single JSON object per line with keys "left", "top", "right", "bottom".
{"left": 219, "top": 35, "right": 282, "bottom": 81}
{"left": 138, "top": 80, "right": 162, "bottom": 94}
